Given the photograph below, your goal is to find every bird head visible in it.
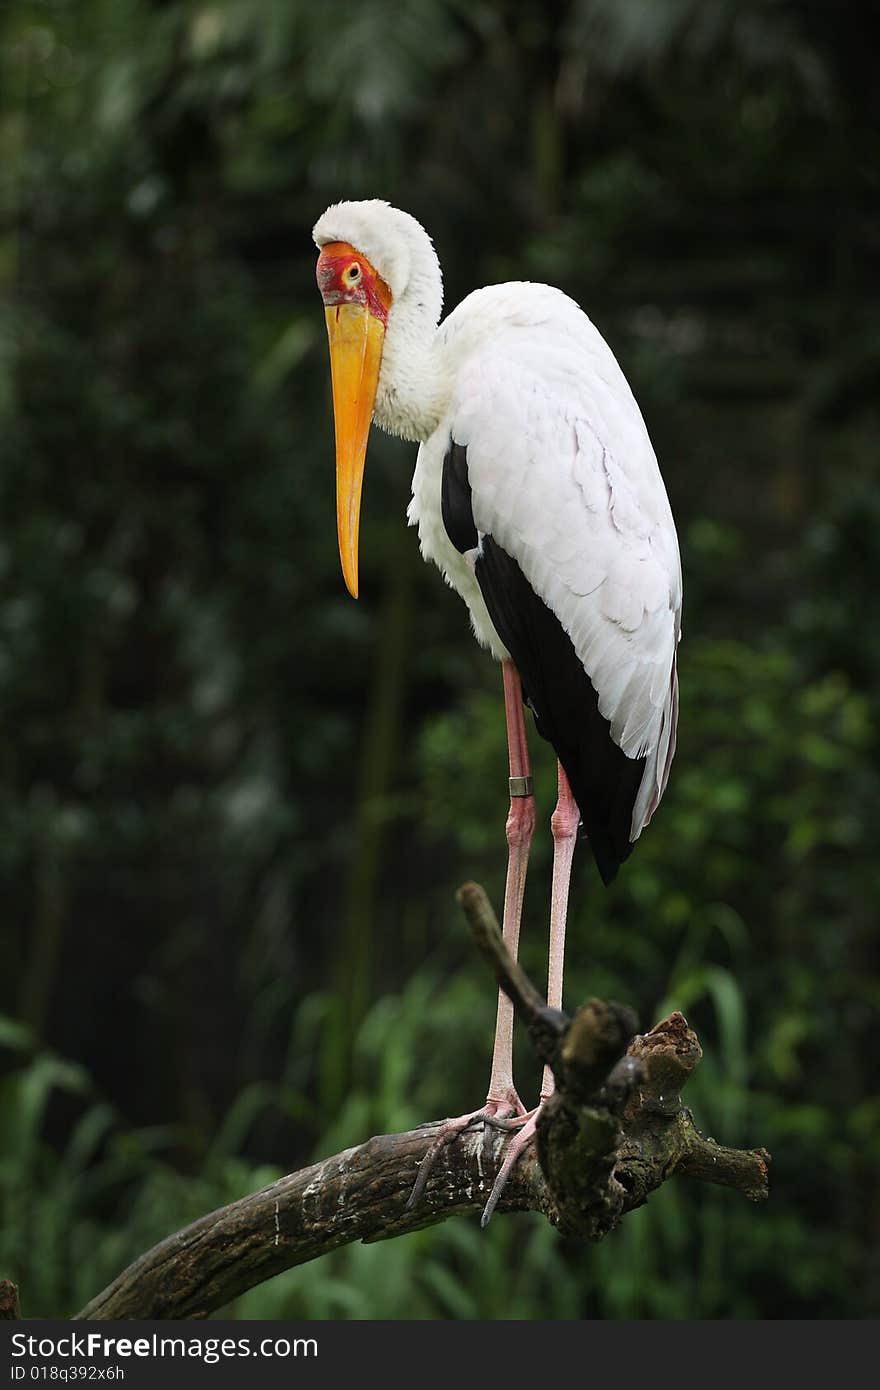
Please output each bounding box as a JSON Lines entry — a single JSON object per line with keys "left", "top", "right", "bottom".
{"left": 314, "top": 241, "right": 391, "bottom": 599}
{"left": 313, "top": 200, "right": 442, "bottom": 598}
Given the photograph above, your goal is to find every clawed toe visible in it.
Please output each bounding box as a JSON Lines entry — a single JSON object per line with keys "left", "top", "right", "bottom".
{"left": 407, "top": 1093, "right": 544, "bottom": 1226}
{"left": 480, "top": 1106, "right": 542, "bottom": 1228}
{"left": 483, "top": 1106, "right": 537, "bottom": 1133}
{"left": 407, "top": 1092, "right": 526, "bottom": 1210}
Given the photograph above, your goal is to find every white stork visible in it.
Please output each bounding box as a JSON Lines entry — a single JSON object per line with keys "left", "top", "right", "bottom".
{"left": 313, "top": 199, "right": 682, "bottom": 1222}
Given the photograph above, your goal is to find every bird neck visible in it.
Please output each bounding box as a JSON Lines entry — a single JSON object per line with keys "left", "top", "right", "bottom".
{"left": 374, "top": 297, "right": 449, "bottom": 445}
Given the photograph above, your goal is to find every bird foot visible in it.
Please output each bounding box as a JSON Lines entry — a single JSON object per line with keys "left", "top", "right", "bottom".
{"left": 480, "top": 1099, "right": 547, "bottom": 1228}
{"left": 407, "top": 1087, "right": 527, "bottom": 1210}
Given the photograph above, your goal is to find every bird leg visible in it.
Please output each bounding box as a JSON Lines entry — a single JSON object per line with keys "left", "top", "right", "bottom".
{"left": 480, "top": 761, "right": 579, "bottom": 1226}
{"left": 541, "top": 763, "right": 579, "bottom": 1098}
{"left": 485, "top": 659, "right": 536, "bottom": 1110}
{"left": 408, "top": 661, "right": 536, "bottom": 1209}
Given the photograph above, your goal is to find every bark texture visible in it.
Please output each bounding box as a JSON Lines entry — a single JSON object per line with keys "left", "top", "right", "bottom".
{"left": 0, "top": 1280, "right": 21, "bottom": 1320}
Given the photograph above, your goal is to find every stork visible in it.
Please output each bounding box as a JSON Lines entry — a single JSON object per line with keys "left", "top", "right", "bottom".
{"left": 313, "top": 200, "right": 681, "bottom": 1223}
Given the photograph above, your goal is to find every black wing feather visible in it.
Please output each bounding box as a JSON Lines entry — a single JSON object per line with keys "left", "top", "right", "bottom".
{"left": 441, "top": 440, "right": 645, "bottom": 885}
{"left": 441, "top": 442, "right": 478, "bottom": 552}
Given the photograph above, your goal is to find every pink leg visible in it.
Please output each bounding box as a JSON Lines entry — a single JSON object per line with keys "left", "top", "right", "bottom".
{"left": 541, "top": 763, "right": 579, "bottom": 1099}
{"left": 486, "top": 660, "right": 536, "bottom": 1105}
{"left": 481, "top": 761, "right": 579, "bottom": 1226}
{"left": 408, "top": 661, "right": 535, "bottom": 1208}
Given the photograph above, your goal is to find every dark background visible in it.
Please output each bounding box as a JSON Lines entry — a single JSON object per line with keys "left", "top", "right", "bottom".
{"left": 1, "top": 0, "right": 878, "bottom": 1318}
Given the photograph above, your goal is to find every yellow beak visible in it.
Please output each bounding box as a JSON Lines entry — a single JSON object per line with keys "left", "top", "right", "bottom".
{"left": 324, "top": 302, "right": 385, "bottom": 599}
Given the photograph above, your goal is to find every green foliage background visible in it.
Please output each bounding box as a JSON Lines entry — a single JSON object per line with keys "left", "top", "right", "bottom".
{"left": 1, "top": 0, "right": 878, "bottom": 1319}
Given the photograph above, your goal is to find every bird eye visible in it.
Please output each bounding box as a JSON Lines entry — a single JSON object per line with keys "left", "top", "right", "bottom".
{"left": 346, "top": 263, "right": 361, "bottom": 282}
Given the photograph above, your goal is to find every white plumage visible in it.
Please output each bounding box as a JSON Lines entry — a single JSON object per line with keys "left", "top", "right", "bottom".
{"left": 314, "top": 200, "right": 682, "bottom": 846}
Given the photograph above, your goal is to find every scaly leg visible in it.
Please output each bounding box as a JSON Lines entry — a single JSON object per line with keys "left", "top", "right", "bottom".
{"left": 480, "top": 762, "right": 579, "bottom": 1226}
{"left": 486, "top": 659, "right": 536, "bottom": 1107}
{"left": 408, "top": 661, "right": 536, "bottom": 1208}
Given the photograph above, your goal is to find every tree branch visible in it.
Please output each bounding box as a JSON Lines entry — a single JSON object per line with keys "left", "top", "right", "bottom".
{"left": 74, "top": 883, "right": 769, "bottom": 1320}
{"left": 0, "top": 1280, "right": 21, "bottom": 1320}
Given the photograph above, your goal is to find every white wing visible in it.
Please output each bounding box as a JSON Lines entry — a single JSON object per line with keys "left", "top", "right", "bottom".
{"left": 448, "top": 308, "right": 681, "bottom": 838}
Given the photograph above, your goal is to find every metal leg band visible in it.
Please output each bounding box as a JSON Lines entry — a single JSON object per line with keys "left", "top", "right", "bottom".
{"left": 508, "top": 775, "right": 534, "bottom": 798}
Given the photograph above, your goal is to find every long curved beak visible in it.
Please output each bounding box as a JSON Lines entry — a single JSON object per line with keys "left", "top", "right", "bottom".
{"left": 324, "top": 303, "right": 385, "bottom": 599}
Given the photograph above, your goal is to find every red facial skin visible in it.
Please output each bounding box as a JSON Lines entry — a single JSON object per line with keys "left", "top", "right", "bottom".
{"left": 316, "top": 241, "right": 392, "bottom": 327}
